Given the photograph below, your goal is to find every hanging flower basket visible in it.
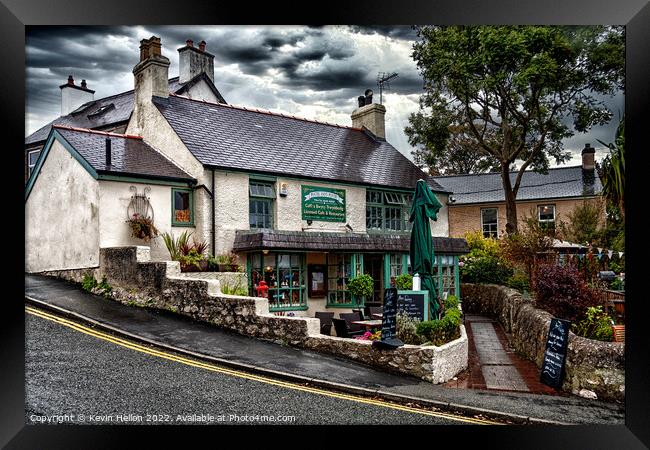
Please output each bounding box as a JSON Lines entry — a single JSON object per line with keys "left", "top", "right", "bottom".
{"left": 126, "top": 213, "right": 159, "bottom": 241}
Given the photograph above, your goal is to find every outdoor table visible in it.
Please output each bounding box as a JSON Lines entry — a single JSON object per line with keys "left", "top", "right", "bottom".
{"left": 351, "top": 319, "right": 383, "bottom": 330}
{"left": 371, "top": 313, "right": 383, "bottom": 319}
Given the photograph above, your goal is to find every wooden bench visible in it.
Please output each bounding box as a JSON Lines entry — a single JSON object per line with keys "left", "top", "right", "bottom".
{"left": 612, "top": 325, "right": 625, "bottom": 343}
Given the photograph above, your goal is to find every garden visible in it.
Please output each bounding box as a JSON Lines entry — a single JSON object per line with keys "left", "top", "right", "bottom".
{"left": 459, "top": 209, "right": 625, "bottom": 343}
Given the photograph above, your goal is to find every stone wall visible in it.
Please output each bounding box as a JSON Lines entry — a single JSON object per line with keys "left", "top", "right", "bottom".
{"left": 461, "top": 283, "right": 624, "bottom": 402}
{"left": 44, "top": 246, "right": 467, "bottom": 384}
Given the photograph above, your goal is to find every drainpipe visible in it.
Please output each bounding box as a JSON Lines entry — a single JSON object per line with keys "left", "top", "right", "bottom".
{"left": 211, "top": 168, "right": 216, "bottom": 256}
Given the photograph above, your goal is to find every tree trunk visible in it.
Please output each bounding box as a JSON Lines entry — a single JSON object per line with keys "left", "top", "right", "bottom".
{"left": 501, "top": 163, "right": 519, "bottom": 234}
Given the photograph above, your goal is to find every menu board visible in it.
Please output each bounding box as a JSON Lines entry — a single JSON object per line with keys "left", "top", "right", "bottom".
{"left": 397, "top": 291, "right": 429, "bottom": 322}
{"left": 380, "top": 287, "right": 398, "bottom": 341}
{"left": 540, "top": 318, "right": 571, "bottom": 388}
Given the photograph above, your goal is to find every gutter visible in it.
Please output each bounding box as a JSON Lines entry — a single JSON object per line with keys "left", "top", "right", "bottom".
{"left": 212, "top": 169, "right": 216, "bottom": 256}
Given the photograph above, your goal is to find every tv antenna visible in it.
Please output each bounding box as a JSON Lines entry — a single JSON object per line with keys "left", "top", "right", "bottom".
{"left": 377, "top": 72, "right": 399, "bottom": 105}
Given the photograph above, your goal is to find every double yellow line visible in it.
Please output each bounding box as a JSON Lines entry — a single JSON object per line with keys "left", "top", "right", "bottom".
{"left": 26, "top": 305, "right": 502, "bottom": 425}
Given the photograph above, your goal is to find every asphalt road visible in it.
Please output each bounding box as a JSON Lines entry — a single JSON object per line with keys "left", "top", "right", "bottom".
{"left": 25, "top": 310, "right": 497, "bottom": 426}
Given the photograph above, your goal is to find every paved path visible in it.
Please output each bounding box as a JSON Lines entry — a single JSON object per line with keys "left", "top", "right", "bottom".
{"left": 24, "top": 274, "right": 624, "bottom": 424}
{"left": 445, "top": 315, "right": 558, "bottom": 396}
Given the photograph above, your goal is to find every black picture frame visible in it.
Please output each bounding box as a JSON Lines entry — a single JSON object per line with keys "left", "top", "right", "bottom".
{"left": 7, "top": 0, "right": 649, "bottom": 446}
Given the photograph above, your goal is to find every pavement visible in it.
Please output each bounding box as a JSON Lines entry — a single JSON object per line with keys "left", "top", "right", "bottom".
{"left": 24, "top": 274, "right": 625, "bottom": 425}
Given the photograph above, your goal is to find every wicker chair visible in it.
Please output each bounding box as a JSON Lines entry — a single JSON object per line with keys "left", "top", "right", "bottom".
{"left": 315, "top": 312, "right": 335, "bottom": 336}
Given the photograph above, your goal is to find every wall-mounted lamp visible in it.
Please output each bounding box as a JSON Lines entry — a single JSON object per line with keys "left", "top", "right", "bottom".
{"left": 448, "top": 196, "right": 456, "bottom": 204}
{"left": 307, "top": 220, "right": 313, "bottom": 225}
{"left": 263, "top": 249, "right": 269, "bottom": 255}
{"left": 279, "top": 183, "right": 288, "bottom": 197}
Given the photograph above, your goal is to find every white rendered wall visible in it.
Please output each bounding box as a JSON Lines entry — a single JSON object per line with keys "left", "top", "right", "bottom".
{"left": 25, "top": 140, "right": 100, "bottom": 272}
{"left": 184, "top": 79, "right": 219, "bottom": 103}
{"left": 61, "top": 87, "right": 94, "bottom": 116}
{"left": 98, "top": 180, "right": 198, "bottom": 261}
{"left": 276, "top": 178, "right": 366, "bottom": 233}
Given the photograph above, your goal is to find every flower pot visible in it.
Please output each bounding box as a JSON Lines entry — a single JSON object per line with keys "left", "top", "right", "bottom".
{"left": 218, "top": 263, "right": 239, "bottom": 272}
{"left": 181, "top": 260, "right": 208, "bottom": 272}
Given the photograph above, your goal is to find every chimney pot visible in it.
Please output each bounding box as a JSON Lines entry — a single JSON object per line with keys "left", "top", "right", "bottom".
{"left": 105, "top": 137, "right": 112, "bottom": 167}
{"left": 357, "top": 96, "right": 365, "bottom": 108}
{"left": 81, "top": 79, "right": 87, "bottom": 89}
{"left": 198, "top": 40, "right": 206, "bottom": 52}
{"left": 67, "top": 75, "right": 74, "bottom": 85}
{"left": 186, "top": 39, "right": 194, "bottom": 47}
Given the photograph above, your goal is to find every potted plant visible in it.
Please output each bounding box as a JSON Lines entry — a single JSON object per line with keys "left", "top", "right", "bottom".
{"left": 214, "top": 252, "right": 240, "bottom": 272}
{"left": 395, "top": 273, "right": 413, "bottom": 290}
{"left": 347, "top": 274, "right": 374, "bottom": 306}
{"left": 126, "top": 213, "right": 159, "bottom": 241}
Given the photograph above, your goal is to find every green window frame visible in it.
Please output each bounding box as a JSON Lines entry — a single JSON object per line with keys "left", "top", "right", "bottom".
{"left": 27, "top": 149, "right": 41, "bottom": 178}
{"left": 171, "top": 187, "right": 194, "bottom": 227}
{"left": 326, "top": 253, "right": 364, "bottom": 308}
{"left": 366, "top": 190, "right": 412, "bottom": 232}
{"left": 249, "top": 180, "right": 275, "bottom": 229}
{"left": 406, "top": 254, "right": 461, "bottom": 302}
{"left": 248, "top": 252, "right": 307, "bottom": 311}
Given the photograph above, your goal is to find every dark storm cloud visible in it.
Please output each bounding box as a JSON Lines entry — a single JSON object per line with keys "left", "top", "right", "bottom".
{"left": 348, "top": 25, "right": 418, "bottom": 41}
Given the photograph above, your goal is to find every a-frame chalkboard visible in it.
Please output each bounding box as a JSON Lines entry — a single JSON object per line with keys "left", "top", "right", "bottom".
{"left": 540, "top": 318, "right": 571, "bottom": 388}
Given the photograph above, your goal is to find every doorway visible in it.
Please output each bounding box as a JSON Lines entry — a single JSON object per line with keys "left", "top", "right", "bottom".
{"left": 363, "top": 253, "right": 384, "bottom": 306}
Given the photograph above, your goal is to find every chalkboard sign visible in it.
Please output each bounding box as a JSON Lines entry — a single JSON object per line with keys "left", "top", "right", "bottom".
{"left": 397, "top": 290, "right": 429, "bottom": 322}
{"left": 540, "top": 318, "right": 571, "bottom": 388}
{"left": 372, "top": 287, "right": 404, "bottom": 349}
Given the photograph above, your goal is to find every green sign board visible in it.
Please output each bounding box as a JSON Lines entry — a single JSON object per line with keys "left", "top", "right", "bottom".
{"left": 301, "top": 185, "right": 346, "bottom": 222}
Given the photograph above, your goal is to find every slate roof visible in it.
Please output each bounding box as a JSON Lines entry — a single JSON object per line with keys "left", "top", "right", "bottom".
{"left": 25, "top": 75, "right": 225, "bottom": 146}
{"left": 233, "top": 230, "right": 469, "bottom": 255}
{"left": 153, "top": 94, "right": 450, "bottom": 193}
{"left": 53, "top": 126, "right": 195, "bottom": 183}
{"left": 432, "top": 166, "right": 602, "bottom": 205}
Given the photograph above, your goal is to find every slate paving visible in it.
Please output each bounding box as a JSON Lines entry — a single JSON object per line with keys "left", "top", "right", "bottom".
{"left": 450, "top": 314, "right": 558, "bottom": 396}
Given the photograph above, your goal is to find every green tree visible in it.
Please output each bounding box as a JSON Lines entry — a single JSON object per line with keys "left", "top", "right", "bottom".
{"left": 557, "top": 199, "right": 604, "bottom": 246}
{"left": 408, "top": 26, "right": 624, "bottom": 233}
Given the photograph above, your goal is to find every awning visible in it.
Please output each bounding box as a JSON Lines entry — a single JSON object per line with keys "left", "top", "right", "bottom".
{"left": 233, "top": 230, "right": 469, "bottom": 255}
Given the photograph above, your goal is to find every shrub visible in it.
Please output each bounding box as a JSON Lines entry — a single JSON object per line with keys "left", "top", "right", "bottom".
{"left": 506, "top": 271, "right": 531, "bottom": 293}
{"left": 221, "top": 278, "right": 248, "bottom": 296}
{"left": 396, "top": 312, "right": 423, "bottom": 345}
{"left": 444, "top": 295, "right": 459, "bottom": 310}
{"left": 179, "top": 248, "right": 205, "bottom": 271}
{"left": 572, "top": 306, "right": 614, "bottom": 342}
{"left": 395, "top": 273, "right": 413, "bottom": 290}
{"left": 501, "top": 213, "right": 555, "bottom": 279}
{"left": 534, "top": 264, "right": 601, "bottom": 322}
{"left": 464, "top": 231, "right": 502, "bottom": 258}
{"left": 416, "top": 305, "right": 461, "bottom": 346}
{"left": 461, "top": 255, "right": 513, "bottom": 285}
{"left": 610, "top": 277, "right": 624, "bottom": 291}
{"left": 81, "top": 273, "right": 97, "bottom": 292}
{"left": 161, "top": 230, "right": 193, "bottom": 261}
{"left": 347, "top": 274, "right": 374, "bottom": 299}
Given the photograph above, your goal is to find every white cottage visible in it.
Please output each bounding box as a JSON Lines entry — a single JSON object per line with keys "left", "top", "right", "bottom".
{"left": 25, "top": 35, "right": 468, "bottom": 316}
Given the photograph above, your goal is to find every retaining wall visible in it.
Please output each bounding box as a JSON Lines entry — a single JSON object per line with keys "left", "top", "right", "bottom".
{"left": 461, "top": 283, "right": 624, "bottom": 402}
{"left": 41, "top": 246, "right": 467, "bottom": 384}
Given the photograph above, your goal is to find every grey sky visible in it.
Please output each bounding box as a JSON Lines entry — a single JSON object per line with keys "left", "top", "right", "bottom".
{"left": 25, "top": 25, "right": 623, "bottom": 167}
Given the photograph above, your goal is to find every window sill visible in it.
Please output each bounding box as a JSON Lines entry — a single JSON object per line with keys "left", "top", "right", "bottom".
{"left": 172, "top": 222, "right": 195, "bottom": 228}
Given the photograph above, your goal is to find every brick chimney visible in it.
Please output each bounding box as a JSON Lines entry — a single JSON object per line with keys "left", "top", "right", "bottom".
{"left": 178, "top": 39, "right": 215, "bottom": 83}
{"left": 133, "top": 36, "right": 170, "bottom": 104}
{"left": 582, "top": 143, "right": 596, "bottom": 195}
{"left": 351, "top": 89, "right": 386, "bottom": 139}
{"left": 582, "top": 143, "right": 596, "bottom": 170}
{"left": 59, "top": 74, "right": 94, "bottom": 116}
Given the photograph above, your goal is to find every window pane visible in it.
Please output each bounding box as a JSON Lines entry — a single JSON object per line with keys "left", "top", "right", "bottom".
{"left": 481, "top": 208, "right": 498, "bottom": 238}
{"left": 538, "top": 205, "right": 555, "bottom": 221}
{"left": 28, "top": 151, "right": 40, "bottom": 165}
{"left": 174, "top": 191, "right": 191, "bottom": 223}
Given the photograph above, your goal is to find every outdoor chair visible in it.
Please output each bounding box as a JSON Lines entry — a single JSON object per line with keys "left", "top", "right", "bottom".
{"left": 332, "top": 318, "right": 364, "bottom": 338}
{"left": 340, "top": 312, "right": 364, "bottom": 333}
{"left": 369, "top": 306, "right": 383, "bottom": 316}
{"left": 315, "top": 312, "right": 335, "bottom": 336}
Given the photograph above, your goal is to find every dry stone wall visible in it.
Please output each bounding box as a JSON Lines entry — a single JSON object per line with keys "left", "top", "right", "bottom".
{"left": 41, "top": 246, "right": 467, "bottom": 384}
{"left": 461, "top": 284, "right": 624, "bottom": 402}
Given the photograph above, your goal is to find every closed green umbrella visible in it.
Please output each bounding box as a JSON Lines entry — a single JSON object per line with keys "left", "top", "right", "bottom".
{"left": 409, "top": 179, "right": 443, "bottom": 320}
